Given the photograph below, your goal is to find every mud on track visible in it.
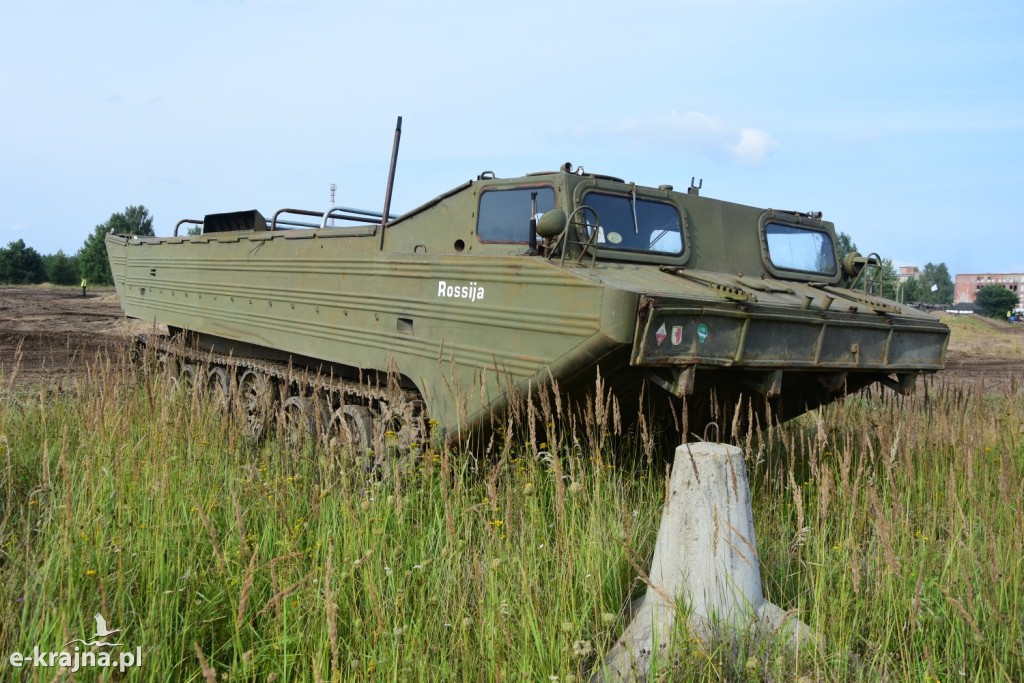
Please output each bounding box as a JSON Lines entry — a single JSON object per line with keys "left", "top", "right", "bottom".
{"left": 1, "top": 286, "right": 1022, "bottom": 393}
{"left": 0, "top": 286, "right": 163, "bottom": 389}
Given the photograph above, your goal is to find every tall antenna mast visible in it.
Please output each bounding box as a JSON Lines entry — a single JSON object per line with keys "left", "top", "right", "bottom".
{"left": 329, "top": 183, "right": 336, "bottom": 227}
{"left": 379, "top": 116, "right": 403, "bottom": 250}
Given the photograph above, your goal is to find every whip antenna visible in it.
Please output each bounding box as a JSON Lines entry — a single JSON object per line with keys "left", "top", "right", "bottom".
{"left": 379, "top": 116, "right": 403, "bottom": 249}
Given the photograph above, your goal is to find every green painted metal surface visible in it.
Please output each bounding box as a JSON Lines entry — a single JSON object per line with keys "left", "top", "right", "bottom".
{"left": 106, "top": 167, "right": 949, "bottom": 436}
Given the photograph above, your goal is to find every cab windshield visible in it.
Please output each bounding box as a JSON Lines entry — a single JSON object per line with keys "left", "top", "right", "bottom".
{"left": 580, "top": 192, "right": 683, "bottom": 256}
{"left": 764, "top": 222, "right": 837, "bottom": 276}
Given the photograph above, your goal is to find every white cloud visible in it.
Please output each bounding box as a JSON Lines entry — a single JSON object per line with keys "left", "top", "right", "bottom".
{"left": 609, "top": 111, "right": 776, "bottom": 165}
{"left": 730, "top": 128, "right": 777, "bottom": 164}
{"left": 617, "top": 110, "right": 728, "bottom": 137}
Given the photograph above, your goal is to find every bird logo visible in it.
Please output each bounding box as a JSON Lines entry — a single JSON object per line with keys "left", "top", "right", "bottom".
{"left": 64, "top": 613, "right": 122, "bottom": 648}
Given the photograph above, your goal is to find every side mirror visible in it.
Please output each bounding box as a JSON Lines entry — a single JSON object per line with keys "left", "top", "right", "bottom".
{"left": 536, "top": 209, "right": 567, "bottom": 239}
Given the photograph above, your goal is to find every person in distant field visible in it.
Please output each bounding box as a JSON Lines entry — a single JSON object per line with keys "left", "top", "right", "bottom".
{"left": 81, "top": 278, "right": 88, "bottom": 297}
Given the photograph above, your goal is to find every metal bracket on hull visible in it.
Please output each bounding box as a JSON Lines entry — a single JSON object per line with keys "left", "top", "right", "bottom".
{"left": 645, "top": 366, "right": 696, "bottom": 397}
{"left": 738, "top": 369, "right": 783, "bottom": 397}
{"left": 879, "top": 372, "right": 917, "bottom": 395}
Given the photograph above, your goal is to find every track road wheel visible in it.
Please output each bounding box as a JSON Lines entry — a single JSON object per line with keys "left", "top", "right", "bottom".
{"left": 157, "top": 353, "right": 179, "bottom": 385}
{"left": 207, "top": 366, "right": 231, "bottom": 410}
{"left": 373, "top": 398, "right": 425, "bottom": 475}
{"left": 236, "top": 369, "right": 274, "bottom": 444}
{"left": 176, "top": 363, "right": 199, "bottom": 398}
{"left": 280, "top": 395, "right": 329, "bottom": 450}
{"left": 326, "top": 404, "right": 375, "bottom": 472}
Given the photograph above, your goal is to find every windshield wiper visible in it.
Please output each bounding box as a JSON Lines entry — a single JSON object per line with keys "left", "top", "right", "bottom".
{"left": 630, "top": 186, "right": 639, "bottom": 234}
{"left": 649, "top": 229, "right": 668, "bottom": 248}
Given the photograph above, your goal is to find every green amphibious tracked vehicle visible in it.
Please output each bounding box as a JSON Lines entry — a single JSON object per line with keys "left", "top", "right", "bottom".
{"left": 106, "top": 120, "right": 948, "bottom": 448}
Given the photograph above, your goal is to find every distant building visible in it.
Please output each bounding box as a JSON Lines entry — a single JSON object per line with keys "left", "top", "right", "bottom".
{"left": 954, "top": 273, "right": 1024, "bottom": 305}
{"left": 897, "top": 265, "right": 920, "bottom": 283}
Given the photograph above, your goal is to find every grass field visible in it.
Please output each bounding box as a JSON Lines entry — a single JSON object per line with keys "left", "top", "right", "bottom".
{"left": 941, "top": 313, "right": 1024, "bottom": 359}
{"left": 1, "top": 349, "right": 1022, "bottom": 681}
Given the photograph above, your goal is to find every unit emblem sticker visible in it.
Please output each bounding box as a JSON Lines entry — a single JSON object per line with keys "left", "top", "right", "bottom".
{"left": 655, "top": 323, "right": 667, "bottom": 346}
{"left": 671, "top": 325, "right": 683, "bottom": 346}
{"left": 697, "top": 323, "right": 710, "bottom": 344}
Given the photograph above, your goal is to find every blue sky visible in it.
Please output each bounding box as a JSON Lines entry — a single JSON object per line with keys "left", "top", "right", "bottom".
{"left": 2, "top": 0, "right": 1022, "bottom": 277}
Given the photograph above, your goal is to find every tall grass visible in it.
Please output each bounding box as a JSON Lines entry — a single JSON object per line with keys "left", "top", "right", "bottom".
{"left": 751, "top": 379, "right": 1024, "bottom": 682}
{"left": 0, "top": 350, "right": 1021, "bottom": 681}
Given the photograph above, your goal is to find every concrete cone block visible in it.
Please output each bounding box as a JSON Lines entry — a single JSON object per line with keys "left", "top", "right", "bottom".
{"left": 593, "top": 442, "right": 816, "bottom": 682}
{"left": 755, "top": 601, "right": 822, "bottom": 652}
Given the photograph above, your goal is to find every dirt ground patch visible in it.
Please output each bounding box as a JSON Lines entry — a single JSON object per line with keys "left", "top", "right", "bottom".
{"left": 2, "top": 287, "right": 1023, "bottom": 393}
{"left": 0, "top": 285, "right": 163, "bottom": 389}
{"left": 939, "top": 312, "right": 1024, "bottom": 392}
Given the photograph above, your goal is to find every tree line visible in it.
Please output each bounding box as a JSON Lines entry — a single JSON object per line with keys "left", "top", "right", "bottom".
{"left": 0, "top": 206, "right": 153, "bottom": 286}
{"left": 836, "top": 236, "right": 1016, "bottom": 318}
{"left": 836, "top": 232, "right": 956, "bottom": 306}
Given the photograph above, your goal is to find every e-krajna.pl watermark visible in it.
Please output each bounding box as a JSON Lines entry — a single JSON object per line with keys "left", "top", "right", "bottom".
{"left": 9, "top": 646, "right": 142, "bottom": 674}
{"left": 7, "top": 612, "right": 141, "bottom": 674}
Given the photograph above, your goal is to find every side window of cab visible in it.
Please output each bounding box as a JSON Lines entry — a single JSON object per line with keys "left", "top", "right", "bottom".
{"left": 477, "top": 187, "right": 555, "bottom": 243}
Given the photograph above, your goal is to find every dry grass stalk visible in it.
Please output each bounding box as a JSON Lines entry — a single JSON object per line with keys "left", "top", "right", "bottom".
{"left": 440, "top": 445, "right": 456, "bottom": 544}
{"left": 550, "top": 449, "right": 566, "bottom": 530}
{"left": 268, "top": 562, "right": 282, "bottom": 622}
{"left": 255, "top": 569, "right": 316, "bottom": 619}
{"left": 236, "top": 543, "right": 260, "bottom": 631}
{"left": 195, "top": 504, "right": 228, "bottom": 575}
{"left": 663, "top": 462, "right": 671, "bottom": 513}
{"left": 537, "top": 377, "right": 558, "bottom": 451}
{"left": 193, "top": 642, "right": 218, "bottom": 683}
{"left": 787, "top": 457, "right": 805, "bottom": 551}
{"left": 366, "top": 579, "right": 385, "bottom": 644}
{"left": 486, "top": 421, "right": 513, "bottom": 515}
{"left": 711, "top": 506, "right": 720, "bottom": 558}
{"left": 849, "top": 541, "right": 862, "bottom": 596}
{"left": 620, "top": 534, "right": 676, "bottom": 609}
{"left": 325, "top": 543, "right": 339, "bottom": 677}
{"left": 817, "top": 467, "right": 833, "bottom": 521}
{"left": 725, "top": 519, "right": 759, "bottom": 569}
{"left": 867, "top": 484, "right": 901, "bottom": 573}
{"left": 231, "top": 487, "right": 248, "bottom": 558}
{"left": 526, "top": 383, "right": 538, "bottom": 452}
{"left": 910, "top": 554, "right": 926, "bottom": 627}
{"left": 941, "top": 589, "right": 984, "bottom": 644}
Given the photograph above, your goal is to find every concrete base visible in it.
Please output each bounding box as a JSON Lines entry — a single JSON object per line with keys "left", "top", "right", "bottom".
{"left": 594, "top": 442, "right": 817, "bottom": 682}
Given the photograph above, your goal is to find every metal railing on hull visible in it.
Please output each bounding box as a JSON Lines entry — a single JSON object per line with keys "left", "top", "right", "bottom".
{"left": 173, "top": 206, "right": 400, "bottom": 236}
{"left": 270, "top": 206, "right": 399, "bottom": 231}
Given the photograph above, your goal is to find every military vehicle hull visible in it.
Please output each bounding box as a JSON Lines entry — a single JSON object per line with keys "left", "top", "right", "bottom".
{"left": 106, "top": 163, "right": 949, "bottom": 446}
